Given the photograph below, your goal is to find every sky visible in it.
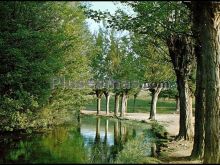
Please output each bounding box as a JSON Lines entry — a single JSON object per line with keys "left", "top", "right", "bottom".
{"left": 85, "top": 1, "right": 133, "bottom": 36}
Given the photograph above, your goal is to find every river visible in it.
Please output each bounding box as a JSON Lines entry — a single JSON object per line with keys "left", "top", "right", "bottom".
{"left": 0, "top": 115, "right": 160, "bottom": 163}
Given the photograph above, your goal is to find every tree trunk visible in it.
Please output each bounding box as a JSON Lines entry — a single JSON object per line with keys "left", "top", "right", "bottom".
{"left": 194, "top": 2, "right": 220, "bottom": 163}
{"left": 120, "top": 92, "right": 126, "bottom": 117}
{"left": 104, "top": 91, "right": 110, "bottom": 115}
{"left": 125, "top": 96, "right": 128, "bottom": 113}
{"left": 191, "top": 49, "right": 205, "bottom": 159}
{"left": 96, "top": 90, "right": 103, "bottom": 115}
{"left": 176, "top": 75, "right": 193, "bottom": 140}
{"left": 114, "top": 93, "right": 120, "bottom": 116}
{"left": 175, "top": 95, "right": 180, "bottom": 112}
{"left": 97, "top": 98, "right": 101, "bottom": 115}
{"left": 166, "top": 35, "right": 195, "bottom": 141}
{"left": 149, "top": 86, "right": 162, "bottom": 120}
{"left": 191, "top": 2, "right": 205, "bottom": 159}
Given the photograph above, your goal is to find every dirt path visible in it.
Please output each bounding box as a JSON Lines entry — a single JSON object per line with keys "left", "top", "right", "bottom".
{"left": 81, "top": 110, "right": 202, "bottom": 164}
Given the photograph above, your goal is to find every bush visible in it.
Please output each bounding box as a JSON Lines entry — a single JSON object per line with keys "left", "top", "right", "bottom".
{"left": 151, "top": 122, "right": 168, "bottom": 139}
{"left": 115, "top": 134, "right": 161, "bottom": 164}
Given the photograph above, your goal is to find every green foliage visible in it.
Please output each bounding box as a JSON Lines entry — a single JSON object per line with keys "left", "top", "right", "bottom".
{"left": 85, "top": 2, "right": 191, "bottom": 41}
{"left": 131, "top": 34, "right": 175, "bottom": 84}
{"left": 115, "top": 133, "right": 161, "bottom": 164}
{"left": 151, "top": 122, "right": 168, "bottom": 139}
{"left": 48, "top": 3, "right": 94, "bottom": 112}
{"left": 85, "top": 1, "right": 194, "bottom": 90}
{"left": 159, "top": 89, "right": 178, "bottom": 99}
{"left": 0, "top": 2, "right": 94, "bottom": 130}
{"left": 0, "top": 2, "right": 67, "bottom": 112}
{"left": 90, "top": 26, "right": 143, "bottom": 96}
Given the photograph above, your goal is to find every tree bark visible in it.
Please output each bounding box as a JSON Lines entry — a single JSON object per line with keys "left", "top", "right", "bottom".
{"left": 191, "top": 2, "right": 205, "bottom": 159}
{"left": 194, "top": 2, "right": 220, "bottom": 163}
{"left": 191, "top": 49, "right": 205, "bottom": 159}
{"left": 104, "top": 91, "right": 110, "bottom": 115}
{"left": 97, "top": 98, "right": 101, "bottom": 115}
{"left": 125, "top": 96, "right": 128, "bottom": 113}
{"left": 114, "top": 93, "right": 120, "bottom": 116}
{"left": 95, "top": 90, "right": 103, "bottom": 115}
{"left": 175, "top": 95, "right": 180, "bottom": 112}
{"left": 166, "top": 35, "right": 195, "bottom": 140}
{"left": 120, "top": 92, "right": 126, "bottom": 117}
{"left": 176, "top": 76, "right": 193, "bottom": 140}
{"left": 149, "top": 85, "right": 162, "bottom": 120}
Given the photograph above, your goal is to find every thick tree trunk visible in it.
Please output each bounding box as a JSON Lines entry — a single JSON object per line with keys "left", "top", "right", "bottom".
{"left": 96, "top": 90, "right": 103, "bottom": 115}
{"left": 194, "top": 2, "right": 220, "bottom": 163}
{"left": 166, "top": 35, "right": 195, "bottom": 140}
{"left": 191, "top": 50, "right": 205, "bottom": 159}
{"left": 175, "top": 95, "right": 180, "bottom": 112}
{"left": 104, "top": 91, "right": 110, "bottom": 115}
{"left": 176, "top": 77, "right": 193, "bottom": 140}
{"left": 114, "top": 93, "right": 120, "bottom": 116}
{"left": 120, "top": 92, "right": 126, "bottom": 117}
{"left": 149, "top": 86, "right": 162, "bottom": 120}
{"left": 191, "top": 2, "right": 205, "bottom": 159}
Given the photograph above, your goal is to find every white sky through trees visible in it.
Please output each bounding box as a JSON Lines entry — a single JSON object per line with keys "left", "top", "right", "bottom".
{"left": 85, "top": 1, "right": 132, "bottom": 37}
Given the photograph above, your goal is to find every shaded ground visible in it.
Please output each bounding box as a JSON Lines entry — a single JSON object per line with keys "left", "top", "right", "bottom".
{"left": 81, "top": 110, "right": 202, "bottom": 164}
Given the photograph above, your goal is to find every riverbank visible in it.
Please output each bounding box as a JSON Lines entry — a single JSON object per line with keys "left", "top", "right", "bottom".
{"left": 81, "top": 110, "right": 202, "bottom": 164}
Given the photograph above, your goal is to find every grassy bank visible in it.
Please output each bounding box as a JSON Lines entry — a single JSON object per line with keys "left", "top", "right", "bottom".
{"left": 85, "top": 95, "right": 177, "bottom": 114}
{"left": 85, "top": 89, "right": 196, "bottom": 114}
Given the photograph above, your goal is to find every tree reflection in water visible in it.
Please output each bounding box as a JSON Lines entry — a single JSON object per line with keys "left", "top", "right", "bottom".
{"left": 0, "top": 116, "right": 159, "bottom": 164}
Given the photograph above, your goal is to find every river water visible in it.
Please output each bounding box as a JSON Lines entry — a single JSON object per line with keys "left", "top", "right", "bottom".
{"left": 0, "top": 116, "right": 159, "bottom": 163}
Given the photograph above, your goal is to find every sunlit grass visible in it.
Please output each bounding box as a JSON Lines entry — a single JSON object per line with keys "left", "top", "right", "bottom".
{"left": 84, "top": 95, "right": 177, "bottom": 114}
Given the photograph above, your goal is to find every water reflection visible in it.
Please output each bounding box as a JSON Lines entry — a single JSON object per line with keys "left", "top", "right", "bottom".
{"left": 0, "top": 126, "right": 87, "bottom": 163}
{"left": 0, "top": 116, "right": 157, "bottom": 164}
{"left": 80, "top": 117, "right": 143, "bottom": 163}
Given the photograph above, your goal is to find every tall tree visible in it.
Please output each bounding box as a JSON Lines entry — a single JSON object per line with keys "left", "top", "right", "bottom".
{"left": 0, "top": 2, "right": 94, "bottom": 129}
{"left": 131, "top": 34, "right": 175, "bottom": 120}
{"left": 191, "top": 2, "right": 220, "bottom": 163}
{"left": 189, "top": 2, "right": 205, "bottom": 159}
{"left": 49, "top": 2, "right": 94, "bottom": 118}
{"left": 90, "top": 27, "right": 109, "bottom": 114}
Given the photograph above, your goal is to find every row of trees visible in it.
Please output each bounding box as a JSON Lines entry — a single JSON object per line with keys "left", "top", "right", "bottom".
{"left": 86, "top": 1, "right": 220, "bottom": 163}
{"left": 90, "top": 25, "right": 175, "bottom": 119}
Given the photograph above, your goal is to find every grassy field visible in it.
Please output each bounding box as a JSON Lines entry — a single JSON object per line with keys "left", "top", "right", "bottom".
{"left": 84, "top": 94, "right": 177, "bottom": 114}
{"left": 84, "top": 89, "right": 195, "bottom": 114}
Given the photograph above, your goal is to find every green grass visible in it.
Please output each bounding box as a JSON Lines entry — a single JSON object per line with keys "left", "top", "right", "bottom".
{"left": 84, "top": 96, "right": 177, "bottom": 114}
